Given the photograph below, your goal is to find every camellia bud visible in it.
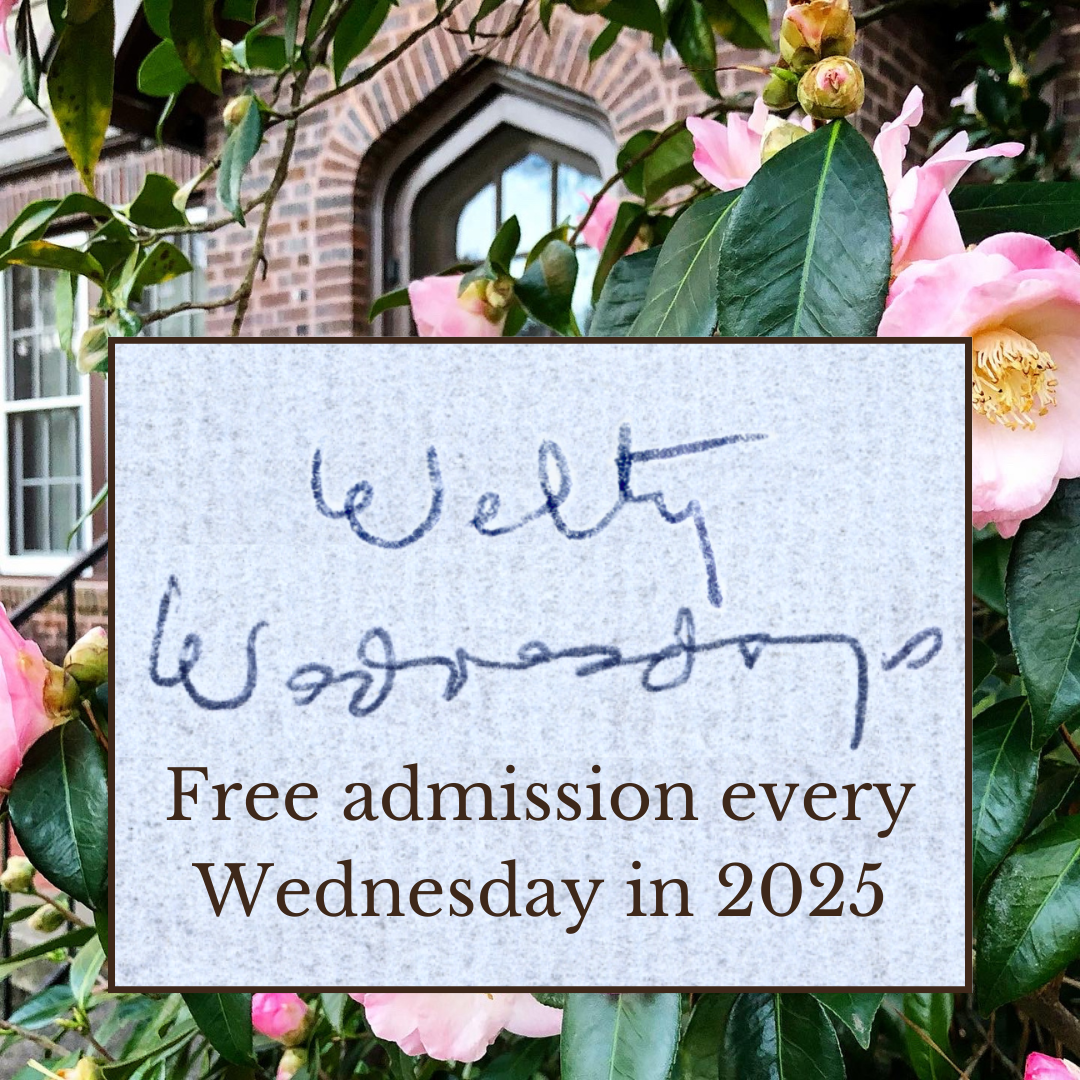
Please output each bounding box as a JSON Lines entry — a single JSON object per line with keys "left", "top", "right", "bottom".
{"left": 29, "top": 898, "right": 67, "bottom": 934}
{"left": 65, "top": 627, "right": 109, "bottom": 689}
{"left": 780, "top": 0, "right": 856, "bottom": 73}
{"left": 277, "top": 1048, "right": 308, "bottom": 1080}
{"left": 798, "top": 56, "right": 865, "bottom": 119}
{"left": 760, "top": 121, "right": 810, "bottom": 163}
{"left": 223, "top": 95, "right": 254, "bottom": 131}
{"left": 57, "top": 1059, "right": 103, "bottom": 1080}
{"left": 43, "top": 660, "right": 81, "bottom": 722}
{"left": 762, "top": 71, "right": 798, "bottom": 111}
{"left": 1, "top": 856, "right": 35, "bottom": 894}
{"left": 483, "top": 276, "right": 514, "bottom": 315}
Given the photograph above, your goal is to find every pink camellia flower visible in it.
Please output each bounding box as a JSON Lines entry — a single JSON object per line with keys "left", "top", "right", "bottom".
{"left": 873, "top": 87, "right": 1023, "bottom": 273}
{"left": 252, "top": 994, "right": 312, "bottom": 1046}
{"left": 0, "top": 606, "right": 54, "bottom": 793}
{"left": 1026, "top": 1053, "right": 1080, "bottom": 1080}
{"left": 579, "top": 193, "right": 620, "bottom": 252}
{"left": 0, "top": 0, "right": 16, "bottom": 55}
{"left": 350, "top": 993, "right": 562, "bottom": 1062}
{"left": 880, "top": 232, "right": 1080, "bottom": 537}
{"left": 407, "top": 275, "right": 509, "bottom": 337}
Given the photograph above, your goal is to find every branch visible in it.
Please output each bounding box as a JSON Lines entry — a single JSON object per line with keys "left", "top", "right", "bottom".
{"left": 0, "top": 1023, "right": 69, "bottom": 1058}
{"left": 855, "top": 0, "right": 983, "bottom": 27}
{"left": 1017, "top": 992, "right": 1080, "bottom": 1059}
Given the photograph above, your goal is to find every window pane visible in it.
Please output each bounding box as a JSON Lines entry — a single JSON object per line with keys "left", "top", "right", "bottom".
{"left": 39, "top": 337, "right": 68, "bottom": 398}
{"left": 10, "top": 265, "right": 34, "bottom": 331}
{"left": 50, "top": 484, "right": 80, "bottom": 552}
{"left": 456, "top": 183, "right": 496, "bottom": 262}
{"left": 11, "top": 337, "right": 34, "bottom": 400}
{"left": 20, "top": 413, "right": 47, "bottom": 480}
{"left": 557, "top": 165, "right": 601, "bottom": 224}
{"left": 574, "top": 245, "right": 600, "bottom": 328}
{"left": 501, "top": 154, "right": 553, "bottom": 253}
{"left": 49, "top": 409, "right": 79, "bottom": 479}
{"left": 22, "top": 486, "right": 46, "bottom": 553}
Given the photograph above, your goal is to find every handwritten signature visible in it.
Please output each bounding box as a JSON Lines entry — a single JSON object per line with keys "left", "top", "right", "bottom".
{"left": 311, "top": 425, "right": 769, "bottom": 609}
{"left": 149, "top": 577, "right": 943, "bottom": 750}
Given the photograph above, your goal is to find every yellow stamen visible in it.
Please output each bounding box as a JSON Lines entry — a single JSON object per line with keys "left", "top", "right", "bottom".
{"left": 972, "top": 328, "right": 1057, "bottom": 430}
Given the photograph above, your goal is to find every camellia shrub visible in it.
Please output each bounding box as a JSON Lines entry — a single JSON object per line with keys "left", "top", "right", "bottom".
{"left": 2, "top": 0, "right": 1080, "bottom": 1079}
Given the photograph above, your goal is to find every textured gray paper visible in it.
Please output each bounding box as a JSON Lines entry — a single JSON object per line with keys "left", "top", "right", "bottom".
{"left": 112, "top": 340, "right": 968, "bottom": 989}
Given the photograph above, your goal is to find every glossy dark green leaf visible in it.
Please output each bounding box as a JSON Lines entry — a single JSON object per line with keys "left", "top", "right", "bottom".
{"left": 143, "top": 0, "right": 171, "bottom": 38}
{"left": 489, "top": 215, "right": 521, "bottom": 272}
{"left": 71, "top": 936, "right": 106, "bottom": 1009}
{"left": 16, "top": 0, "right": 43, "bottom": 109}
{"left": 619, "top": 131, "right": 658, "bottom": 199}
{"left": 1007, "top": 477, "right": 1080, "bottom": 746}
{"left": 973, "top": 699, "right": 1038, "bottom": 897}
{"left": 102, "top": 1024, "right": 198, "bottom": 1080}
{"left": 973, "top": 528, "right": 1011, "bottom": 615}
{"left": 284, "top": 0, "right": 300, "bottom": 58}
{"left": 643, "top": 129, "right": 697, "bottom": 204}
{"left": 0, "top": 200, "right": 63, "bottom": 253}
{"left": 8, "top": 721, "right": 108, "bottom": 909}
{"left": 65, "top": 0, "right": 108, "bottom": 24}
{"left": 94, "top": 904, "right": 109, "bottom": 956}
{"left": 320, "top": 993, "right": 347, "bottom": 1031}
{"left": 592, "top": 200, "right": 645, "bottom": 303}
{"left": 589, "top": 248, "right": 660, "bottom": 336}
{"left": 218, "top": 98, "right": 263, "bottom": 225}
{"left": 526, "top": 225, "right": 570, "bottom": 267}
{"left": 812, "top": 993, "right": 884, "bottom": 1050}
{"left": 563, "top": 994, "right": 681, "bottom": 1080}
{"left": 0, "top": 927, "right": 95, "bottom": 981}
{"left": 951, "top": 182, "right": 1080, "bottom": 243}
{"left": 232, "top": 34, "right": 288, "bottom": 71}
{"left": 674, "top": 994, "right": 735, "bottom": 1080}
{"left": 46, "top": 2, "right": 115, "bottom": 193}
{"left": 603, "top": 0, "right": 664, "bottom": 36}
{"left": 589, "top": 23, "right": 621, "bottom": 62}
{"left": 132, "top": 241, "right": 193, "bottom": 293}
{"left": 716, "top": 120, "right": 891, "bottom": 337}
{"left": 668, "top": 0, "right": 719, "bottom": 99}
{"left": 1, "top": 240, "right": 104, "bottom": 283}
{"left": 902, "top": 994, "right": 953, "bottom": 1080}
{"left": 719, "top": 0, "right": 774, "bottom": 50}
{"left": 7, "top": 984, "right": 76, "bottom": 1030}
{"left": 333, "top": 0, "right": 392, "bottom": 85}
{"left": 515, "top": 240, "right": 578, "bottom": 336}
{"left": 222, "top": 0, "right": 258, "bottom": 22}
{"left": 304, "top": 0, "right": 334, "bottom": 43}
{"left": 182, "top": 994, "right": 254, "bottom": 1065}
{"left": 721, "top": 994, "right": 843, "bottom": 1080}
{"left": 973, "top": 640, "right": 996, "bottom": 693}
{"left": 170, "top": 0, "right": 223, "bottom": 94}
{"left": 631, "top": 191, "right": 738, "bottom": 337}
{"left": 128, "top": 173, "right": 187, "bottom": 228}
{"left": 977, "top": 814, "right": 1080, "bottom": 1012}
{"left": 138, "top": 40, "right": 193, "bottom": 97}
{"left": 369, "top": 286, "right": 411, "bottom": 320}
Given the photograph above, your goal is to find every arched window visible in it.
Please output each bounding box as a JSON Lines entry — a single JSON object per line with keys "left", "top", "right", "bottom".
{"left": 372, "top": 69, "right": 617, "bottom": 335}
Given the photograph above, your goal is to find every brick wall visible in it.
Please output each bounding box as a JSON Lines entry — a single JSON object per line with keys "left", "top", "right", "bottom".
{"left": 0, "top": 581, "right": 108, "bottom": 663}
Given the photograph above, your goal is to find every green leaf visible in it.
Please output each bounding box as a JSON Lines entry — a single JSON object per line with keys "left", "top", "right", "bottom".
{"left": 182, "top": 994, "right": 254, "bottom": 1065}
{"left": 974, "top": 698, "right": 1039, "bottom": 899}
{"left": 284, "top": 0, "right": 300, "bottom": 59}
{"left": 70, "top": 936, "right": 106, "bottom": 1010}
{"left": 643, "top": 128, "right": 698, "bottom": 205}
{"left": 65, "top": 0, "right": 108, "bottom": 24}
{"left": 589, "top": 248, "right": 660, "bottom": 336}
{"left": 631, "top": 190, "right": 738, "bottom": 336}
{"left": 333, "top": 0, "right": 392, "bottom": 85}
{"left": 101, "top": 1023, "right": 198, "bottom": 1080}
{"left": 217, "top": 98, "right": 263, "bottom": 225}
{"left": 0, "top": 200, "right": 62, "bottom": 253}
{"left": 304, "top": 0, "right": 334, "bottom": 43}
{"left": 974, "top": 528, "right": 1011, "bottom": 615}
{"left": 515, "top": 240, "right": 578, "bottom": 336}
{"left": 369, "top": 287, "right": 411, "bottom": 319}
{"left": 222, "top": 0, "right": 258, "bottom": 22}
{"left": 46, "top": 1, "right": 115, "bottom": 193}
{"left": 705, "top": 0, "right": 774, "bottom": 51}
{"left": 604, "top": 0, "right": 664, "bottom": 36}
{"left": 812, "top": 993, "right": 884, "bottom": 1050}
{"left": 562, "top": 994, "right": 681, "bottom": 1080}
{"left": 0, "top": 927, "right": 95, "bottom": 981}
{"left": 138, "top": 40, "right": 194, "bottom": 97}
{"left": 669, "top": 0, "right": 719, "bottom": 99}
{"left": 973, "top": 639, "right": 996, "bottom": 692}
{"left": 951, "top": 182, "right": 1080, "bottom": 243}
{"left": 94, "top": 905, "right": 109, "bottom": 956}
{"left": 8, "top": 721, "right": 108, "bottom": 909}
{"left": 232, "top": 33, "right": 289, "bottom": 71}
{"left": 619, "top": 131, "right": 657, "bottom": 199}
{"left": 592, "top": 199, "right": 645, "bottom": 303}
{"left": 1007, "top": 478, "right": 1080, "bottom": 747}
{"left": 902, "top": 994, "right": 953, "bottom": 1080}
{"left": 170, "top": 0, "right": 223, "bottom": 94}
{"left": 143, "top": 0, "right": 171, "bottom": 39}
{"left": 16, "top": 0, "right": 44, "bottom": 109}
{"left": 321, "top": 993, "right": 347, "bottom": 1031}
{"left": 716, "top": 120, "right": 891, "bottom": 337}
{"left": 56, "top": 271, "right": 76, "bottom": 359}
{"left": 7, "top": 984, "right": 76, "bottom": 1029}
{"left": 721, "top": 994, "right": 844, "bottom": 1080}
{"left": 674, "top": 994, "right": 735, "bottom": 1080}
{"left": 489, "top": 215, "right": 521, "bottom": 272}
{"left": 526, "top": 225, "right": 570, "bottom": 268}
{"left": 589, "top": 22, "right": 621, "bottom": 62}
{"left": 128, "top": 173, "right": 187, "bottom": 228}
{"left": 1, "top": 240, "right": 104, "bottom": 283}
{"left": 132, "top": 241, "right": 193, "bottom": 293}
{"left": 977, "top": 814, "right": 1080, "bottom": 1012}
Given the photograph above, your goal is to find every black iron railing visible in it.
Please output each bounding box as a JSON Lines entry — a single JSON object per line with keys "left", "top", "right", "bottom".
{"left": 2, "top": 534, "right": 109, "bottom": 1017}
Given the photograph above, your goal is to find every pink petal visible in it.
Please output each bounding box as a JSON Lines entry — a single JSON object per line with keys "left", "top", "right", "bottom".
{"left": 873, "top": 86, "right": 924, "bottom": 194}
{"left": 502, "top": 995, "right": 563, "bottom": 1038}
{"left": 1026, "top": 1053, "right": 1080, "bottom": 1080}
{"left": 406, "top": 276, "right": 503, "bottom": 338}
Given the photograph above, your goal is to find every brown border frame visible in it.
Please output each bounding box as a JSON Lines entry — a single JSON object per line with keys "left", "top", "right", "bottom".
{"left": 106, "top": 335, "right": 974, "bottom": 995}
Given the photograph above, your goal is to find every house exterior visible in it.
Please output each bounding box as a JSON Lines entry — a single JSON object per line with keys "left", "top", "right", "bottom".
{"left": 1, "top": 0, "right": 1078, "bottom": 643}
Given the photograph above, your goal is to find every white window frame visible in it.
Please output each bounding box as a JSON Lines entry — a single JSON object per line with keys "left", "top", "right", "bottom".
{"left": 0, "top": 231, "right": 93, "bottom": 577}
